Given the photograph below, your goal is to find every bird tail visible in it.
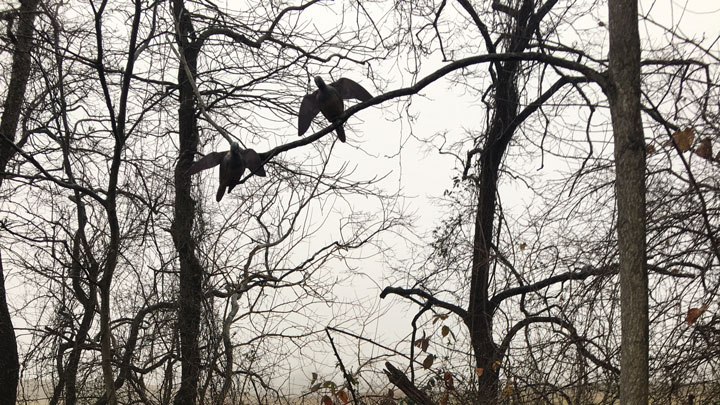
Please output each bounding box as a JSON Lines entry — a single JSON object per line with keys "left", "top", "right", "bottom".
{"left": 216, "top": 186, "right": 226, "bottom": 202}
{"left": 336, "top": 126, "right": 346, "bottom": 143}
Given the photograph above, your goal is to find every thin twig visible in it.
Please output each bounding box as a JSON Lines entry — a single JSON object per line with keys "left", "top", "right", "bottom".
{"left": 410, "top": 302, "right": 432, "bottom": 383}
{"left": 166, "top": 29, "right": 237, "bottom": 147}
{"left": 325, "top": 327, "right": 361, "bottom": 405}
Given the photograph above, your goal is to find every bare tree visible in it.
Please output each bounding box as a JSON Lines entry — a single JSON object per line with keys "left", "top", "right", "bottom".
{"left": 371, "top": 0, "right": 718, "bottom": 403}
{"left": 0, "top": 0, "right": 42, "bottom": 402}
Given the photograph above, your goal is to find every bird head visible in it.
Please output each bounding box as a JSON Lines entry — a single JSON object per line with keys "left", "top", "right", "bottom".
{"left": 230, "top": 141, "right": 241, "bottom": 156}
{"left": 314, "top": 76, "right": 326, "bottom": 89}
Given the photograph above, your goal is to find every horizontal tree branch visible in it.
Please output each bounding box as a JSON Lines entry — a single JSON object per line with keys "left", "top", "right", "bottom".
{"left": 256, "top": 51, "right": 610, "bottom": 174}
{"left": 380, "top": 286, "right": 468, "bottom": 320}
{"left": 490, "top": 264, "right": 616, "bottom": 309}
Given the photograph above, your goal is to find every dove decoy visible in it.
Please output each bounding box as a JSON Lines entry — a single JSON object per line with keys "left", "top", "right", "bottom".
{"left": 188, "top": 142, "right": 267, "bottom": 202}
{"left": 298, "top": 76, "right": 373, "bottom": 142}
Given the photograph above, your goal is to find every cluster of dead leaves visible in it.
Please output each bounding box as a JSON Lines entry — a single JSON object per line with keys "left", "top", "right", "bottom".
{"left": 647, "top": 128, "right": 718, "bottom": 162}
{"left": 320, "top": 389, "right": 349, "bottom": 405}
{"left": 414, "top": 320, "right": 457, "bottom": 370}
{"left": 311, "top": 373, "right": 350, "bottom": 405}
{"left": 413, "top": 331, "right": 435, "bottom": 369}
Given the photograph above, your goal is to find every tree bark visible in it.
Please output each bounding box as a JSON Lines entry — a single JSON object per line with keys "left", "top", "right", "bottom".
{"left": 171, "top": 1, "right": 204, "bottom": 403}
{"left": 0, "top": 0, "right": 41, "bottom": 403}
{"left": 0, "top": 0, "right": 40, "bottom": 175}
{"left": 384, "top": 362, "right": 436, "bottom": 405}
{"left": 607, "top": 0, "right": 649, "bottom": 403}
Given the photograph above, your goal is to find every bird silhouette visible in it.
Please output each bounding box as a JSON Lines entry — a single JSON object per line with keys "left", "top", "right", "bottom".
{"left": 298, "top": 76, "right": 373, "bottom": 142}
{"left": 188, "top": 142, "right": 266, "bottom": 202}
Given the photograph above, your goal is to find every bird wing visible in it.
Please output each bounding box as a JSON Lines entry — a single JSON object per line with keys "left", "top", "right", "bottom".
{"left": 241, "top": 149, "right": 267, "bottom": 177}
{"left": 298, "top": 92, "right": 321, "bottom": 136}
{"left": 332, "top": 78, "right": 373, "bottom": 102}
{"left": 188, "top": 151, "right": 227, "bottom": 175}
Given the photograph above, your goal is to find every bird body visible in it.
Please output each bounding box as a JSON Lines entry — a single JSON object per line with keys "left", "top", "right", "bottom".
{"left": 298, "top": 76, "right": 373, "bottom": 142}
{"left": 188, "top": 142, "right": 266, "bottom": 202}
{"left": 216, "top": 143, "right": 245, "bottom": 201}
{"left": 316, "top": 82, "right": 346, "bottom": 142}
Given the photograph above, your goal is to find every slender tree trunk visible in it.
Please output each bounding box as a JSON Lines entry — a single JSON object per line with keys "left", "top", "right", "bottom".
{"left": 0, "top": 1, "right": 41, "bottom": 403}
{"left": 64, "top": 300, "right": 96, "bottom": 405}
{"left": 53, "top": 10, "right": 99, "bottom": 400}
{"left": 466, "top": 0, "right": 535, "bottom": 394}
{"left": 467, "top": 67, "right": 517, "bottom": 403}
{"left": 63, "top": 229, "right": 98, "bottom": 405}
{"left": 171, "top": 1, "right": 204, "bottom": 403}
{"left": 0, "top": 253, "right": 19, "bottom": 403}
{"left": 607, "top": 0, "right": 649, "bottom": 403}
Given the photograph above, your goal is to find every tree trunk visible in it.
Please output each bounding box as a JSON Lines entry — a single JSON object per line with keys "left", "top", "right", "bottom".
{"left": 63, "top": 230, "right": 98, "bottom": 405}
{"left": 0, "top": 0, "right": 41, "bottom": 403}
{"left": 465, "top": 2, "right": 546, "bottom": 400}
{"left": 171, "top": 1, "right": 204, "bottom": 403}
{"left": 467, "top": 46, "right": 526, "bottom": 405}
{"left": 607, "top": 0, "right": 649, "bottom": 403}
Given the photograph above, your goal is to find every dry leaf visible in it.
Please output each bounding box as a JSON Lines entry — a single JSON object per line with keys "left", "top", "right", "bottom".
{"left": 441, "top": 325, "right": 450, "bottom": 337}
{"left": 475, "top": 367, "right": 484, "bottom": 377}
{"left": 413, "top": 337, "right": 429, "bottom": 353}
{"left": 337, "top": 390, "right": 349, "bottom": 404}
{"left": 686, "top": 304, "right": 709, "bottom": 326}
{"left": 423, "top": 354, "right": 435, "bottom": 369}
{"left": 444, "top": 372, "right": 454, "bottom": 390}
{"left": 695, "top": 138, "right": 713, "bottom": 160}
{"left": 322, "top": 395, "right": 333, "bottom": 405}
{"left": 646, "top": 143, "right": 657, "bottom": 154}
{"left": 492, "top": 361, "right": 501, "bottom": 372}
{"left": 432, "top": 313, "right": 449, "bottom": 325}
{"left": 414, "top": 331, "right": 429, "bottom": 352}
{"left": 672, "top": 128, "right": 695, "bottom": 152}
{"left": 386, "top": 389, "right": 394, "bottom": 398}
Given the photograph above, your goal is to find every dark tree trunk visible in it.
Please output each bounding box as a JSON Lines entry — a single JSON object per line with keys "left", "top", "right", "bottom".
{"left": 62, "top": 230, "right": 98, "bottom": 405}
{"left": 0, "top": 0, "right": 40, "bottom": 174}
{"left": 0, "top": 253, "right": 19, "bottom": 404}
{"left": 64, "top": 300, "right": 96, "bottom": 405}
{"left": 0, "top": 0, "right": 41, "bottom": 403}
{"left": 467, "top": 65, "right": 518, "bottom": 403}
{"left": 171, "top": 1, "right": 204, "bottom": 404}
{"left": 607, "top": 0, "right": 649, "bottom": 403}
{"left": 466, "top": 1, "right": 537, "bottom": 399}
